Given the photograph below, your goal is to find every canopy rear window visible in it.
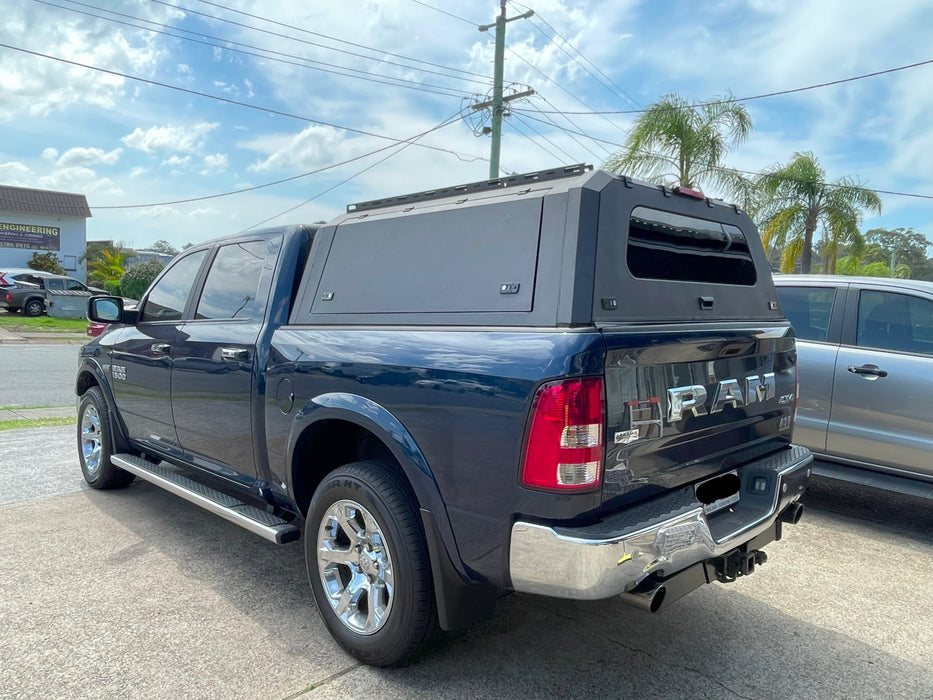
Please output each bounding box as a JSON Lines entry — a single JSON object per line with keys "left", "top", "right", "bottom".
{"left": 627, "top": 207, "right": 756, "bottom": 286}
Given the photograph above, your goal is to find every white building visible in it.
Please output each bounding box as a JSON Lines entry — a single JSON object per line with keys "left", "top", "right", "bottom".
{"left": 0, "top": 185, "right": 91, "bottom": 281}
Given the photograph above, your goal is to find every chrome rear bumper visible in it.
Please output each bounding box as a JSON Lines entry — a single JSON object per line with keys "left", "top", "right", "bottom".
{"left": 509, "top": 445, "right": 812, "bottom": 600}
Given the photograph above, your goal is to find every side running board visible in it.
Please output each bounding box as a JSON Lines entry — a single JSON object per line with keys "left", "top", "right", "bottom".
{"left": 110, "top": 453, "right": 301, "bottom": 544}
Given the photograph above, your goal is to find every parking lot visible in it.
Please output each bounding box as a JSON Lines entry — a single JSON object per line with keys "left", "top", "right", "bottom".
{"left": 1, "top": 424, "right": 932, "bottom": 699}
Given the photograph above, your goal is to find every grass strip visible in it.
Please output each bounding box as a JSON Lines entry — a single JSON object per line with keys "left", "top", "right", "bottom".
{"left": 0, "top": 416, "right": 77, "bottom": 431}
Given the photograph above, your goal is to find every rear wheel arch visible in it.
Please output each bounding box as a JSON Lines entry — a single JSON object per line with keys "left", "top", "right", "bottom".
{"left": 290, "top": 418, "right": 398, "bottom": 518}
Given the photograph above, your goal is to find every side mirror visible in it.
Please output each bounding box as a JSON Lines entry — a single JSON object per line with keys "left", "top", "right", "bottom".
{"left": 88, "top": 296, "right": 125, "bottom": 323}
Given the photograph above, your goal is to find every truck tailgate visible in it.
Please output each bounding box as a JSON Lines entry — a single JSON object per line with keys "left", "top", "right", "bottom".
{"left": 601, "top": 323, "right": 797, "bottom": 503}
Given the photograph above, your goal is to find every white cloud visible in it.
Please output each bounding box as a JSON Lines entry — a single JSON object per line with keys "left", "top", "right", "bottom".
{"left": 201, "top": 154, "right": 228, "bottom": 173}
{"left": 130, "top": 167, "right": 147, "bottom": 177}
{"left": 56, "top": 147, "right": 122, "bottom": 168}
{"left": 42, "top": 148, "right": 58, "bottom": 161}
{"left": 36, "top": 166, "right": 124, "bottom": 197}
{"left": 136, "top": 206, "right": 181, "bottom": 220}
{"left": 161, "top": 155, "right": 191, "bottom": 169}
{"left": 188, "top": 207, "right": 220, "bottom": 218}
{"left": 122, "top": 123, "right": 218, "bottom": 153}
{"left": 0, "top": 162, "right": 31, "bottom": 185}
{"left": 0, "top": 2, "right": 174, "bottom": 121}
{"left": 244, "top": 125, "right": 351, "bottom": 172}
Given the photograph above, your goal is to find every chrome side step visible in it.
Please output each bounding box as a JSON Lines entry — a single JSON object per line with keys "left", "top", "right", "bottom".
{"left": 111, "top": 453, "right": 301, "bottom": 544}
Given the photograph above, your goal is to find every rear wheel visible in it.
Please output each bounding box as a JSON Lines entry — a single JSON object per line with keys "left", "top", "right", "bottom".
{"left": 305, "top": 461, "right": 436, "bottom": 666}
{"left": 78, "top": 387, "right": 134, "bottom": 489}
{"left": 23, "top": 298, "right": 44, "bottom": 317}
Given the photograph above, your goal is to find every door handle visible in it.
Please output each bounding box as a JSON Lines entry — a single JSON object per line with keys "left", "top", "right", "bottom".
{"left": 221, "top": 348, "right": 251, "bottom": 362}
{"left": 847, "top": 364, "right": 888, "bottom": 378}
{"left": 150, "top": 343, "right": 171, "bottom": 355}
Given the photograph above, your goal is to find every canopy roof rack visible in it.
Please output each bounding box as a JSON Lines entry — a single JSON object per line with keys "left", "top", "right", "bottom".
{"left": 347, "top": 163, "right": 592, "bottom": 213}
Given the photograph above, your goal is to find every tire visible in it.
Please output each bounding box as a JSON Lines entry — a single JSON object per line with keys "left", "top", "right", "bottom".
{"left": 305, "top": 461, "right": 436, "bottom": 666}
{"left": 77, "top": 387, "right": 135, "bottom": 489}
{"left": 23, "top": 298, "right": 44, "bottom": 317}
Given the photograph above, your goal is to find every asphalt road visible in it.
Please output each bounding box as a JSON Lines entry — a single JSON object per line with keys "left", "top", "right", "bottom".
{"left": 0, "top": 344, "right": 79, "bottom": 408}
{"left": 1, "top": 425, "right": 932, "bottom": 699}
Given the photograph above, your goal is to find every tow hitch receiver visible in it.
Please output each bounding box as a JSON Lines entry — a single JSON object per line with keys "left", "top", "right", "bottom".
{"left": 710, "top": 548, "right": 768, "bottom": 583}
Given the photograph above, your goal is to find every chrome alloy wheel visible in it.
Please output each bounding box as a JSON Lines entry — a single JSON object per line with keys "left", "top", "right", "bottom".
{"left": 317, "top": 499, "right": 395, "bottom": 635}
{"left": 80, "top": 403, "right": 103, "bottom": 475}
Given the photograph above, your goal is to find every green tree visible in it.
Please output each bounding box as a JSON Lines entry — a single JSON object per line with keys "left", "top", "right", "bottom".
{"left": 26, "top": 251, "right": 65, "bottom": 274}
{"left": 861, "top": 227, "right": 932, "bottom": 280}
{"left": 757, "top": 152, "right": 882, "bottom": 274}
{"left": 603, "top": 93, "right": 753, "bottom": 202}
{"left": 86, "top": 246, "right": 127, "bottom": 290}
{"left": 149, "top": 240, "right": 179, "bottom": 256}
{"left": 120, "top": 259, "right": 165, "bottom": 300}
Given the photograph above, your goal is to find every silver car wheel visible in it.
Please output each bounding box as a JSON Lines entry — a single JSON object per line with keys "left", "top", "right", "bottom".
{"left": 317, "top": 499, "right": 395, "bottom": 636}
{"left": 80, "top": 403, "right": 103, "bottom": 475}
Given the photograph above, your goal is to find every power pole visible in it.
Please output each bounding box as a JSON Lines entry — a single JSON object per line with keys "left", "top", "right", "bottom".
{"left": 476, "top": 1, "right": 534, "bottom": 179}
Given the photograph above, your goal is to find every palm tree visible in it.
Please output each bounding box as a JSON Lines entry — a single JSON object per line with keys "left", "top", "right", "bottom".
{"left": 87, "top": 246, "right": 127, "bottom": 288}
{"left": 757, "top": 152, "right": 882, "bottom": 274}
{"left": 603, "top": 93, "right": 753, "bottom": 201}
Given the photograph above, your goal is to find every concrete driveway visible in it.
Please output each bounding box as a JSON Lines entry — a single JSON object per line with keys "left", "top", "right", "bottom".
{"left": 2, "top": 426, "right": 932, "bottom": 699}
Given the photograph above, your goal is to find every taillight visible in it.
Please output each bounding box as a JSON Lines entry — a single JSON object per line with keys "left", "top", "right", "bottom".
{"left": 521, "top": 376, "right": 605, "bottom": 491}
{"left": 793, "top": 360, "right": 800, "bottom": 426}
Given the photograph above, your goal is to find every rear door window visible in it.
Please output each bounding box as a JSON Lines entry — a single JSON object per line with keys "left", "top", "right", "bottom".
{"left": 857, "top": 290, "right": 933, "bottom": 355}
{"left": 775, "top": 286, "right": 836, "bottom": 342}
{"left": 140, "top": 250, "right": 208, "bottom": 322}
{"left": 195, "top": 240, "right": 274, "bottom": 320}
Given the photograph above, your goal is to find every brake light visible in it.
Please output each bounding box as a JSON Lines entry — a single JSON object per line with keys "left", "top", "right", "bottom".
{"left": 521, "top": 376, "right": 605, "bottom": 491}
{"left": 674, "top": 186, "right": 704, "bottom": 199}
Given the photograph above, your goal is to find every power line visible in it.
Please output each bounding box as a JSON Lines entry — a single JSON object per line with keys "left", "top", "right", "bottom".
{"left": 520, "top": 58, "right": 933, "bottom": 115}
{"left": 507, "top": 0, "right": 642, "bottom": 111}
{"left": 509, "top": 113, "right": 576, "bottom": 163}
{"left": 241, "top": 109, "right": 468, "bottom": 230}
{"left": 495, "top": 111, "right": 933, "bottom": 201}
{"left": 518, "top": 96, "right": 606, "bottom": 161}
{"left": 38, "top": 0, "right": 481, "bottom": 98}
{"left": 0, "top": 42, "right": 488, "bottom": 163}
{"left": 408, "top": 0, "right": 479, "bottom": 27}
{"left": 191, "top": 0, "right": 488, "bottom": 79}
{"left": 94, "top": 113, "right": 469, "bottom": 211}
{"left": 149, "top": 0, "right": 490, "bottom": 83}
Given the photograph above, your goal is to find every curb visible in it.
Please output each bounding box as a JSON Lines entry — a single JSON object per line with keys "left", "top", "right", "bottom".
{"left": 0, "top": 406, "right": 77, "bottom": 421}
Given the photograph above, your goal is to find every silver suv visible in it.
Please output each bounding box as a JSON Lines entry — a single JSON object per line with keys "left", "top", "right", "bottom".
{"left": 774, "top": 275, "right": 933, "bottom": 497}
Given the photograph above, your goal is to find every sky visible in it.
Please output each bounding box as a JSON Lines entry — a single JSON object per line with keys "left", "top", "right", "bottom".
{"left": 1, "top": 0, "right": 931, "bottom": 253}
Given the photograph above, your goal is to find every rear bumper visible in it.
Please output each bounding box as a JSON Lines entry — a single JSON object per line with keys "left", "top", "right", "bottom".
{"left": 509, "top": 445, "right": 812, "bottom": 600}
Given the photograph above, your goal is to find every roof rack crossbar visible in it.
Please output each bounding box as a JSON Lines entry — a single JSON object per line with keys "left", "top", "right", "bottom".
{"left": 346, "top": 163, "right": 592, "bottom": 213}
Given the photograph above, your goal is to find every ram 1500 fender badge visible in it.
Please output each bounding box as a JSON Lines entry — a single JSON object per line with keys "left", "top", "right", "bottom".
{"left": 667, "top": 373, "right": 775, "bottom": 423}
{"left": 111, "top": 365, "right": 127, "bottom": 381}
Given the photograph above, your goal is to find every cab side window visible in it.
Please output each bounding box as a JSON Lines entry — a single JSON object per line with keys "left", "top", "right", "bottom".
{"left": 857, "top": 291, "right": 933, "bottom": 355}
{"left": 195, "top": 240, "right": 274, "bottom": 320}
{"left": 140, "top": 250, "right": 208, "bottom": 322}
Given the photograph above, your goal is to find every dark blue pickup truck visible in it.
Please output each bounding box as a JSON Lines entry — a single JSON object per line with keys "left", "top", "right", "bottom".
{"left": 77, "top": 165, "right": 811, "bottom": 665}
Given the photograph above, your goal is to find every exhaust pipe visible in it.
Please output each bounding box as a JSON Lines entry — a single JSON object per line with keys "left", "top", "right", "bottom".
{"left": 780, "top": 501, "right": 804, "bottom": 525}
{"left": 620, "top": 582, "right": 667, "bottom": 614}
